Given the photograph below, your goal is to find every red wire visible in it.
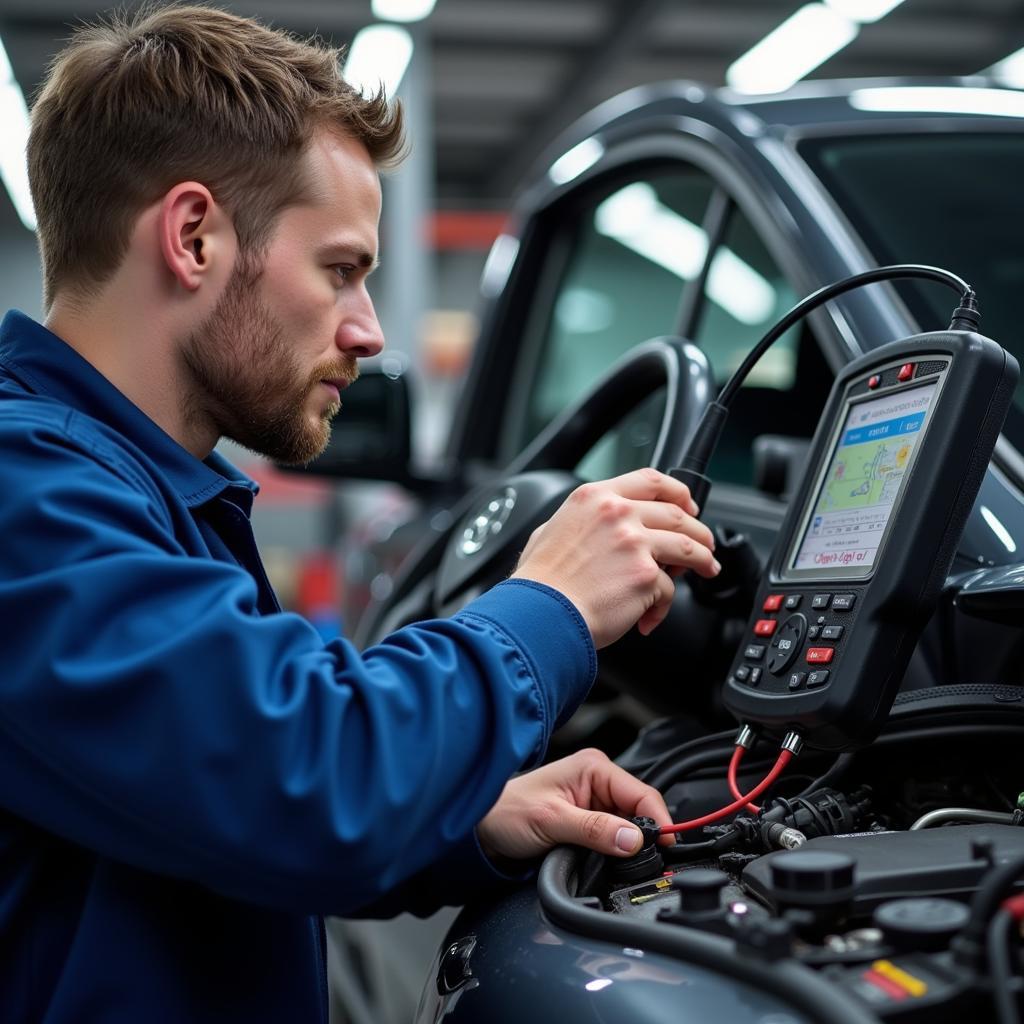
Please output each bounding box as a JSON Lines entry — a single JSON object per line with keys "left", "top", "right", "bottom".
{"left": 660, "top": 749, "right": 795, "bottom": 835}
{"left": 727, "top": 745, "right": 761, "bottom": 813}
{"left": 1002, "top": 893, "right": 1024, "bottom": 921}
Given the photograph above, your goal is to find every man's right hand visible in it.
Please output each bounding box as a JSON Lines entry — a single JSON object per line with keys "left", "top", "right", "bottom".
{"left": 511, "top": 468, "right": 719, "bottom": 649}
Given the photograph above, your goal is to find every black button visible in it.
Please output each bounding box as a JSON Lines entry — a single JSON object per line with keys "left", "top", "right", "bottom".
{"left": 767, "top": 614, "right": 807, "bottom": 675}
{"left": 784, "top": 595, "right": 802, "bottom": 609}
{"left": 807, "top": 625, "right": 820, "bottom": 640}
{"left": 821, "top": 625, "right": 844, "bottom": 640}
{"left": 832, "top": 593, "right": 856, "bottom": 611}
{"left": 749, "top": 667, "right": 762, "bottom": 685}
{"left": 744, "top": 645, "right": 766, "bottom": 661}
{"left": 788, "top": 672, "right": 806, "bottom": 691}
{"left": 734, "top": 665, "right": 751, "bottom": 682}
{"left": 812, "top": 594, "right": 832, "bottom": 610}
{"left": 807, "top": 670, "right": 830, "bottom": 688}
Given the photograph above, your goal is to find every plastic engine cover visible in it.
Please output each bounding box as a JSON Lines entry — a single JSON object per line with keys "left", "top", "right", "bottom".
{"left": 742, "top": 824, "right": 1024, "bottom": 914}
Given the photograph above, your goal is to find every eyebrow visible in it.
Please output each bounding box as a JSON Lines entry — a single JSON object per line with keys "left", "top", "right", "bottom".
{"left": 317, "top": 243, "right": 379, "bottom": 271}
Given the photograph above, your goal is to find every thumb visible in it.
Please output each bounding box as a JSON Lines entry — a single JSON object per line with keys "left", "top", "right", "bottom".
{"left": 554, "top": 807, "right": 644, "bottom": 857}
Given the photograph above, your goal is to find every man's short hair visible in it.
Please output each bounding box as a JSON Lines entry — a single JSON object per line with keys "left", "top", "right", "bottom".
{"left": 28, "top": 4, "right": 405, "bottom": 307}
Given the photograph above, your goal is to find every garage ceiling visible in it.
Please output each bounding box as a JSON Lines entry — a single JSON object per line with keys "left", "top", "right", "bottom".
{"left": 2, "top": 0, "right": 1024, "bottom": 222}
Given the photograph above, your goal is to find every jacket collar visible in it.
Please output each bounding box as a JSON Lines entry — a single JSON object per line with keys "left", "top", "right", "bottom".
{"left": 0, "top": 310, "right": 258, "bottom": 509}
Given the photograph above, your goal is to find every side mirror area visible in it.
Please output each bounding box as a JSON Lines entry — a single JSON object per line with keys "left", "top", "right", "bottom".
{"left": 278, "top": 367, "right": 455, "bottom": 494}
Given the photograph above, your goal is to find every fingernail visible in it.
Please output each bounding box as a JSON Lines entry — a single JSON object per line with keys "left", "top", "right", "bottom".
{"left": 615, "top": 827, "right": 640, "bottom": 853}
{"left": 713, "top": 559, "right": 722, "bottom": 574}
{"left": 691, "top": 503, "right": 700, "bottom": 516}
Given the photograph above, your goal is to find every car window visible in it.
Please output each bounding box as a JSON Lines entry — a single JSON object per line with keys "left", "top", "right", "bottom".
{"left": 797, "top": 131, "right": 1024, "bottom": 453}
{"left": 505, "top": 166, "right": 716, "bottom": 476}
{"left": 695, "top": 203, "right": 827, "bottom": 486}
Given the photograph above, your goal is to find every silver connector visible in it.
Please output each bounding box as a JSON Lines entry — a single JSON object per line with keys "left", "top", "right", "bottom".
{"left": 781, "top": 731, "right": 804, "bottom": 756}
{"left": 777, "top": 827, "right": 806, "bottom": 850}
{"left": 735, "top": 724, "right": 757, "bottom": 749}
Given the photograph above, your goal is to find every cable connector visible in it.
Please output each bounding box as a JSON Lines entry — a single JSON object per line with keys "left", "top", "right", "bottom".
{"left": 735, "top": 724, "right": 757, "bottom": 750}
{"left": 948, "top": 289, "right": 981, "bottom": 333}
{"left": 781, "top": 731, "right": 804, "bottom": 756}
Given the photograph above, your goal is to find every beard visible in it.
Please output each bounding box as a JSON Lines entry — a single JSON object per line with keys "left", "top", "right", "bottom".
{"left": 181, "top": 258, "right": 357, "bottom": 465}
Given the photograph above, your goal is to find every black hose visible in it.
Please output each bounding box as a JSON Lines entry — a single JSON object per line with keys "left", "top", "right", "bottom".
{"left": 988, "top": 910, "right": 1021, "bottom": 1024}
{"left": 538, "top": 846, "right": 881, "bottom": 1024}
{"left": 956, "top": 852, "right": 1024, "bottom": 968}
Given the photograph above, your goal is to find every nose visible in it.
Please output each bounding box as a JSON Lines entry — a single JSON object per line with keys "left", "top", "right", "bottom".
{"left": 336, "top": 288, "right": 385, "bottom": 359}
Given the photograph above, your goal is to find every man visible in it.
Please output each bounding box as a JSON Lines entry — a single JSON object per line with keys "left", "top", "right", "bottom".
{"left": 0, "top": 5, "right": 719, "bottom": 1022}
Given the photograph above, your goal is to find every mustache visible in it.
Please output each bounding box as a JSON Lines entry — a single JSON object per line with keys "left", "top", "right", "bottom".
{"left": 309, "top": 358, "right": 359, "bottom": 391}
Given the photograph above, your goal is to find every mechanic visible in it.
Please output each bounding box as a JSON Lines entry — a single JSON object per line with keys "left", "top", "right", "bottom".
{"left": 0, "top": 6, "right": 720, "bottom": 1022}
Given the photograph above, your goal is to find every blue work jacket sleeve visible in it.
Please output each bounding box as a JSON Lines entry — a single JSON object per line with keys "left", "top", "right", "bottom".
{"left": 0, "top": 415, "right": 597, "bottom": 916}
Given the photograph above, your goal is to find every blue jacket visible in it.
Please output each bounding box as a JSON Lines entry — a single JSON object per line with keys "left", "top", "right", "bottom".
{"left": 0, "top": 310, "right": 596, "bottom": 1023}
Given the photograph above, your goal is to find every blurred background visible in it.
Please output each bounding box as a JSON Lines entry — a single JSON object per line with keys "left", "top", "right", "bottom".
{"left": 2, "top": 0, "right": 1024, "bottom": 639}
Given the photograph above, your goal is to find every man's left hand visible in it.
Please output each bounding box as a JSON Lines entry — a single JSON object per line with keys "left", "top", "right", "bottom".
{"left": 477, "top": 748, "right": 672, "bottom": 861}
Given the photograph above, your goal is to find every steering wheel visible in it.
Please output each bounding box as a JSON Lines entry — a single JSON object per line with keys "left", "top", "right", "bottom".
{"left": 357, "top": 336, "right": 714, "bottom": 645}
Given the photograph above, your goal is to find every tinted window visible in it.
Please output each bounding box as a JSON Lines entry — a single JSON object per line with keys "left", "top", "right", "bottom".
{"left": 695, "top": 204, "right": 819, "bottom": 485}
{"left": 799, "top": 132, "right": 1024, "bottom": 450}
{"left": 505, "top": 166, "right": 715, "bottom": 474}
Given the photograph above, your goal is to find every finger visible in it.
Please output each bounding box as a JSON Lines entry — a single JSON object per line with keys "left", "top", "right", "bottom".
{"left": 546, "top": 804, "right": 649, "bottom": 857}
{"left": 649, "top": 530, "right": 721, "bottom": 578}
{"left": 603, "top": 468, "right": 698, "bottom": 515}
{"left": 637, "top": 569, "right": 675, "bottom": 636}
{"left": 631, "top": 501, "right": 715, "bottom": 551}
{"left": 587, "top": 750, "right": 674, "bottom": 831}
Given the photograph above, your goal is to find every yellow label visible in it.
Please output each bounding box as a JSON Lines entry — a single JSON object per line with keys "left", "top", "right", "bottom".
{"left": 871, "top": 959, "right": 928, "bottom": 997}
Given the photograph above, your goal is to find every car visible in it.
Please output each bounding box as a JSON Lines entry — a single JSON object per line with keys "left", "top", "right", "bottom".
{"left": 304, "top": 76, "right": 1024, "bottom": 1022}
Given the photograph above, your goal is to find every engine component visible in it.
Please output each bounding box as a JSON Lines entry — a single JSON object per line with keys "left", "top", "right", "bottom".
{"left": 873, "top": 898, "right": 970, "bottom": 953}
{"left": 767, "top": 849, "right": 856, "bottom": 939}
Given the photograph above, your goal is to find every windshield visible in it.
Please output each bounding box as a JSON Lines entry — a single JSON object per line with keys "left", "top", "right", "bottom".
{"left": 798, "top": 130, "right": 1024, "bottom": 451}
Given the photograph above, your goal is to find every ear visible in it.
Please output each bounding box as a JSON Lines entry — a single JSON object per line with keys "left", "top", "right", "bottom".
{"left": 157, "top": 182, "right": 236, "bottom": 292}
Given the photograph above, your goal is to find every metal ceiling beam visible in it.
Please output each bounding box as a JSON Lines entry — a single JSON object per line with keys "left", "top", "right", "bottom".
{"left": 485, "top": 0, "right": 667, "bottom": 201}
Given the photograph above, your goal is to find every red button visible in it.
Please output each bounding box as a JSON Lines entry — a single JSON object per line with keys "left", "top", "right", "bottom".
{"left": 806, "top": 647, "right": 835, "bottom": 664}
{"left": 762, "top": 594, "right": 783, "bottom": 612}
{"left": 897, "top": 363, "right": 914, "bottom": 382}
{"left": 868, "top": 375, "right": 880, "bottom": 389}
{"left": 754, "top": 619, "right": 778, "bottom": 637}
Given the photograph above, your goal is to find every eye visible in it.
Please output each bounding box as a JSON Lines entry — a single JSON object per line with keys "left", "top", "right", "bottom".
{"left": 332, "top": 264, "right": 356, "bottom": 283}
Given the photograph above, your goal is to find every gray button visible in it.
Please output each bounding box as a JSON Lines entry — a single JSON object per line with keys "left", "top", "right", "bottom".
{"left": 788, "top": 672, "right": 806, "bottom": 690}
{"left": 749, "top": 667, "right": 762, "bottom": 685}
{"left": 812, "top": 594, "right": 832, "bottom": 609}
{"left": 821, "top": 625, "right": 844, "bottom": 640}
{"left": 744, "top": 644, "right": 766, "bottom": 660}
{"left": 734, "top": 664, "right": 751, "bottom": 682}
{"left": 807, "top": 670, "right": 830, "bottom": 688}
{"left": 832, "top": 593, "right": 856, "bottom": 611}
{"left": 784, "top": 594, "right": 802, "bottom": 609}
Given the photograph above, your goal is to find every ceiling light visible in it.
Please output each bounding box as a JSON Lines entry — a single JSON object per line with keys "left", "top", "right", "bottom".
{"left": 548, "top": 137, "right": 605, "bottom": 186}
{"left": 726, "top": 4, "right": 859, "bottom": 95}
{"left": 371, "top": 0, "right": 437, "bottom": 22}
{"left": 850, "top": 86, "right": 1024, "bottom": 117}
{"left": 986, "top": 46, "right": 1024, "bottom": 88}
{"left": 0, "top": 37, "right": 35, "bottom": 231}
{"left": 823, "top": 0, "right": 905, "bottom": 24}
{"left": 343, "top": 24, "right": 414, "bottom": 97}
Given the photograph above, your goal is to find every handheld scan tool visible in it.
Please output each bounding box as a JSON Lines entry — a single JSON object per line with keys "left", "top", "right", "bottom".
{"left": 722, "top": 331, "right": 1018, "bottom": 751}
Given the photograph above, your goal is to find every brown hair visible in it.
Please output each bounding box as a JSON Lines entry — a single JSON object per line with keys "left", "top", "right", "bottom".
{"left": 28, "top": 3, "right": 405, "bottom": 307}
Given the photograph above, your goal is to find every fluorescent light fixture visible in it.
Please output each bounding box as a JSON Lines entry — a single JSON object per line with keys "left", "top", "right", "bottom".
{"left": 851, "top": 86, "right": 1024, "bottom": 118}
{"left": 549, "top": 137, "right": 605, "bottom": 186}
{"left": 595, "top": 183, "right": 775, "bottom": 325}
{"left": 0, "top": 37, "right": 35, "bottom": 232}
{"left": 372, "top": 0, "right": 437, "bottom": 22}
{"left": 823, "top": 0, "right": 905, "bottom": 23}
{"left": 706, "top": 248, "right": 776, "bottom": 324}
{"left": 981, "top": 505, "right": 1017, "bottom": 553}
{"left": 985, "top": 45, "right": 1024, "bottom": 88}
{"left": 726, "top": 4, "right": 859, "bottom": 95}
{"left": 343, "top": 24, "right": 414, "bottom": 97}
{"left": 584, "top": 979, "right": 613, "bottom": 993}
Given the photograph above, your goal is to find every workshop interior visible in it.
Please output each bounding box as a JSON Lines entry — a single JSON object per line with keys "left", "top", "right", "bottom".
{"left": 6, "top": 1, "right": 1024, "bottom": 1022}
